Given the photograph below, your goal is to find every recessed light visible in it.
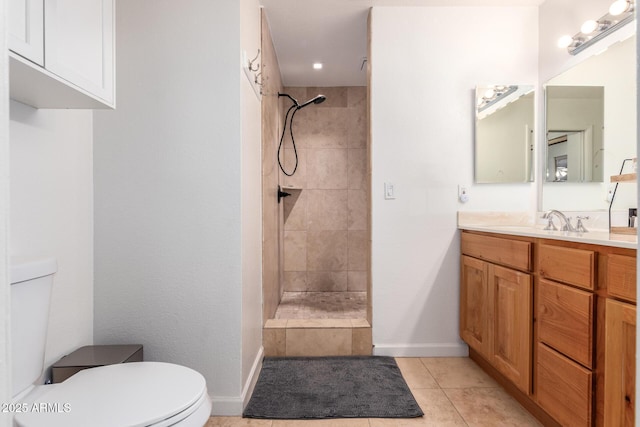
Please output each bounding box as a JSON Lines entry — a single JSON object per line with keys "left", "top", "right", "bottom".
{"left": 313, "top": 63, "right": 323, "bottom": 70}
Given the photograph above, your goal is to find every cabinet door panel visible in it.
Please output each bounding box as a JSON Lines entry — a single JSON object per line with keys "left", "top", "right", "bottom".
{"left": 9, "top": 0, "right": 44, "bottom": 65}
{"left": 491, "top": 265, "right": 531, "bottom": 394}
{"left": 460, "top": 256, "right": 490, "bottom": 358}
{"left": 538, "top": 279, "right": 593, "bottom": 368}
{"left": 44, "top": 0, "right": 114, "bottom": 103}
{"left": 604, "top": 299, "right": 636, "bottom": 427}
{"left": 537, "top": 343, "right": 592, "bottom": 427}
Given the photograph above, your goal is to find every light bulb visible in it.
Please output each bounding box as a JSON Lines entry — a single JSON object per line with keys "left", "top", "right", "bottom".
{"left": 557, "top": 35, "right": 574, "bottom": 48}
{"left": 609, "top": 0, "right": 629, "bottom": 16}
{"left": 313, "top": 62, "right": 323, "bottom": 70}
{"left": 581, "top": 20, "right": 599, "bottom": 34}
{"left": 484, "top": 89, "right": 495, "bottom": 99}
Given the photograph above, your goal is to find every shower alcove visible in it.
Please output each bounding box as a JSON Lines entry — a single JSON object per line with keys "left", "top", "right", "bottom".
{"left": 260, "top": 12, "right": 372, "bottom": 357}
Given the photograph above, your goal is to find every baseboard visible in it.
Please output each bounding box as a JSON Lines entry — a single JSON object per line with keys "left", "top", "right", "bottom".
{"left": 241, "top": 346, "right": 264, "bottom": 409}
{"left": 210, "top": 395, "right": 243, "bottom": 416}
{"left": 209, "top": 346, "right": 264, "bottom": 416}
{"left": 373, "top": 342, "right": 469, "bottom": 357}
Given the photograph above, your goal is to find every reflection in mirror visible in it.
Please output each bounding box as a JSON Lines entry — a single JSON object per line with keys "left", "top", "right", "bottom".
{"left": 545, "top": 86, "right": 604, "bottom": 182}
{"left": 475, "top": 85, "right": 534, "bottom": 183}
{"left": 542, "top": 35, "right": 636, "bottom": 211}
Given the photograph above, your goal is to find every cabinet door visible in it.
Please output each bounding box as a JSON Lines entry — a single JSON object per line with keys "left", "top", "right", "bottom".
{"left": 9, "top": 0, "right": 44, "bottom": 65}
{"left": 44, "top": 0, "right": 114, "bottom": 103}
{"left": 460, "top": 256, "right": 490, "bottom": 358}
{"left": 490, "top": 264, "right": 532, "bottom": 393}
{"left": 604, "top": 299, "right": 636, "bottom": 426}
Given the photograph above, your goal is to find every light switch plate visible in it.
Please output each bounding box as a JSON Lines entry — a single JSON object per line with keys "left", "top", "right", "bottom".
{"left": 384, "top": 182, "right": 395, "bottom": 199}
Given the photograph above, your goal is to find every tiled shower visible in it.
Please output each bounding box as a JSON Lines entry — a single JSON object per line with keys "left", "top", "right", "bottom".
{"left": 277, "top": 86, "right": 368, "bottom": 320}
{"left": 260, "top": 12, "right": 372, "bottom": 355}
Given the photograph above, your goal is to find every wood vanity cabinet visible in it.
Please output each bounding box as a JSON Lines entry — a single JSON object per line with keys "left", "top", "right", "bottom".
{"left": 460, "top": 232, "right": 532, "bottom": 393}
{"left": 460, "top": 230, "right": 637, "bottom": 427}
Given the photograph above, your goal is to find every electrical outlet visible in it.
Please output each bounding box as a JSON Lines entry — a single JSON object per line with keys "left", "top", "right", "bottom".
{"left": 458, "top": 185, "right": 469, "bottom": 203}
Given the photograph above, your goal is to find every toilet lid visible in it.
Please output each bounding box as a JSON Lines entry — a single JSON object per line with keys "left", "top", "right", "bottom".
{"left": 14, "top": 362, "right": 208, "bottom": 427}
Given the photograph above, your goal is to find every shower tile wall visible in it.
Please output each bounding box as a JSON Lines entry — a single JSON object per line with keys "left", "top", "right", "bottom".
{"left": 261, "top": 11, "right": 284, "bottom": 322}
{"left": 281, "top": 86, "right": 367, "bottom": 293}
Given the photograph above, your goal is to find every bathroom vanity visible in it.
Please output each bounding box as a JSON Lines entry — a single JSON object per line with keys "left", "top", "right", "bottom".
{"left": 459, "top": 224, "right": 636, "bottom": 427}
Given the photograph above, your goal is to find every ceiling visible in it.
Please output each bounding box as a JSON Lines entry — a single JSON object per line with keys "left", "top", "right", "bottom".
{"left": 259, "top": 0, "right": 546, "bottom": 87}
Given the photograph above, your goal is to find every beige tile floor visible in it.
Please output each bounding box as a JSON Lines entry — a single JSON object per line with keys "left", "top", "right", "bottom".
{"left": 207, "top": 357, "right": 542, "bottom": 427}
{"left": 274, "top": 292, "right": 366, "bottom": 319}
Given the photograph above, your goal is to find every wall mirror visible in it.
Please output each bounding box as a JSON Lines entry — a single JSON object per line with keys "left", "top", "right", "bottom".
{"left": 542, "top": 35, "right": 636, "bottom": 211}
{"left": 475, "top": 85, "right": 535, "bottom": 183}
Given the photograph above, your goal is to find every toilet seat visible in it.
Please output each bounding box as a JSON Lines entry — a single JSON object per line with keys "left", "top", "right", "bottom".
{"left": 14, "top": 362, "right": 211, "bottom": 427}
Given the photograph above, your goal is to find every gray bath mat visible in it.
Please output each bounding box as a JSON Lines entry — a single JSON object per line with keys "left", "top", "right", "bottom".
{"left": 243, "top": 356, "right": 424, "bottom": 419}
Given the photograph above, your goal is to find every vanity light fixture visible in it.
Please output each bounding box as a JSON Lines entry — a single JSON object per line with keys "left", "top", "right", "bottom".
{"left": 477, "top": 85, "right": 518, "bottom": 112}
{"left": 313, "top": 62, "right": 323, "bottom": 70}
{"left": 557, "top": 0, "right": 635, "bottom": 55}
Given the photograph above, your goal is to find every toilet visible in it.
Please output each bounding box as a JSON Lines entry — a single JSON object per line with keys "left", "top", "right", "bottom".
{"left": 10, "top": 257, "right": 212, "bottom": 427}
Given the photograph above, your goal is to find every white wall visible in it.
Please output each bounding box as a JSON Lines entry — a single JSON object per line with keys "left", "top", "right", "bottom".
{"left": 370, "top": 6, "right": 538, "bottom": 356}
{"left": 94, "top": 0, "right": 262, "bottom": 416}
{"left": 10, "top": 101, "right": 94, "bottom": 372}
{"left": 239, "top": 0, "right": 263, "bottom": 408}
{"left": 0, "top": 0, "right": 11, "bottom": 423}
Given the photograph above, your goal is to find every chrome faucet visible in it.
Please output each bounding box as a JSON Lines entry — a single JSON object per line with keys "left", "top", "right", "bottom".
{"left": 575, "top": 216, "right": 589, "bottom": 233}
{"left": 542, "top": 210, "right": 576, "bottom": 232}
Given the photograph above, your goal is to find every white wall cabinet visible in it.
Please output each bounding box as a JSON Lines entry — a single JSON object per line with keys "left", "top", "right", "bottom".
{"left": 9, "top": 0, "right": 115, "bottom": 109}
{"left": 9, "top": 0, "right": 44, "bottom": 66}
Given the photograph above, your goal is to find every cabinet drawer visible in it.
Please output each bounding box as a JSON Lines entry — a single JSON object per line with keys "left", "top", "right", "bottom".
{"left": 461, "top": 232, "right": 531, "bottom": 271}
{"left": 538, "top": 279, "right": 593, "bottom": 367}
{"left": 537, "top": 343, "right": 592, "bottom": 427}
{"left": 539, "top": 244, "right": 595, "bottom": 290}
{"left": 608, "top": 254, "right": 637, "bottom": 303}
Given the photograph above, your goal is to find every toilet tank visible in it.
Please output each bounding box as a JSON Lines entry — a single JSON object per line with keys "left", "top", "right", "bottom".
{"left": 10, "top": 257, "right": 57, "bottom": 398}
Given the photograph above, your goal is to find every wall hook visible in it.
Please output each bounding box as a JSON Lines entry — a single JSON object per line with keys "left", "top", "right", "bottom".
{"left": 248, "top": 49, "right": 261, "bottom": 72}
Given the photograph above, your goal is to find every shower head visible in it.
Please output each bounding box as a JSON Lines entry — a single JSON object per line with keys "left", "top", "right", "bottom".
{"left": 298, "top": 95, "right": 326, "bottom": 109}
{"left": 278, "top": 92, "right": 326, "bottom": 110}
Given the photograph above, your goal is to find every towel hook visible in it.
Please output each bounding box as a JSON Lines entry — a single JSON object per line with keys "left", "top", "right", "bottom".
{"left": 248, "top": 49, "right": 261, "bottom": 72}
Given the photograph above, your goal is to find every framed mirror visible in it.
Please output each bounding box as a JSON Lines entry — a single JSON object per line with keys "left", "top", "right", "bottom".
{"left": 475, "top": 85, "right": 535, "bottom": 183}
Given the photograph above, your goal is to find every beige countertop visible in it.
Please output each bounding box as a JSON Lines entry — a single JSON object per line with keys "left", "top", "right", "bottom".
{"left": 458, "top": 212, "right": 637, "bottom": 250}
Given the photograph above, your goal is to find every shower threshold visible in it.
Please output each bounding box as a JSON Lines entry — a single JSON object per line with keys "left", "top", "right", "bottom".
{"left": 265, "top": 292, "right": 371, "bottom": 357}
{"left": 274, "top": 291, "right": 366, "bottom": 319}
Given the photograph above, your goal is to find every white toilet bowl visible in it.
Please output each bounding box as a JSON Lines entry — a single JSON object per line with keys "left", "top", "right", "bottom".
{"left": 11, "top": 257, "right": 212, "bottom": 427}
{"left": 14, "top": 362, "right": 211, "bottom": 427}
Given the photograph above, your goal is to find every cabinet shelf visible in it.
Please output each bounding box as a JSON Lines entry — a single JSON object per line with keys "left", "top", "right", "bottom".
{"left": 609, "top": 226, "right": 637, "bottom": 235}
{"left": 610, "top": 172, "right": 637, "bottom": 183}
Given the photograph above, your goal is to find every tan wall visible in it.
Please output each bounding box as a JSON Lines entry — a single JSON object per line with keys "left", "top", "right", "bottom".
{"left": 261, "top": 11, "right": 284, "bottom": 322}
{"left": 280, "top": 86, "right": 368, "bottom": 293}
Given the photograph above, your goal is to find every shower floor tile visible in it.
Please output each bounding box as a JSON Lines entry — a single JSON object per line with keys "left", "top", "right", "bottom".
{"left": 274, "top": 291, "right": 366, "bottom": 319}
